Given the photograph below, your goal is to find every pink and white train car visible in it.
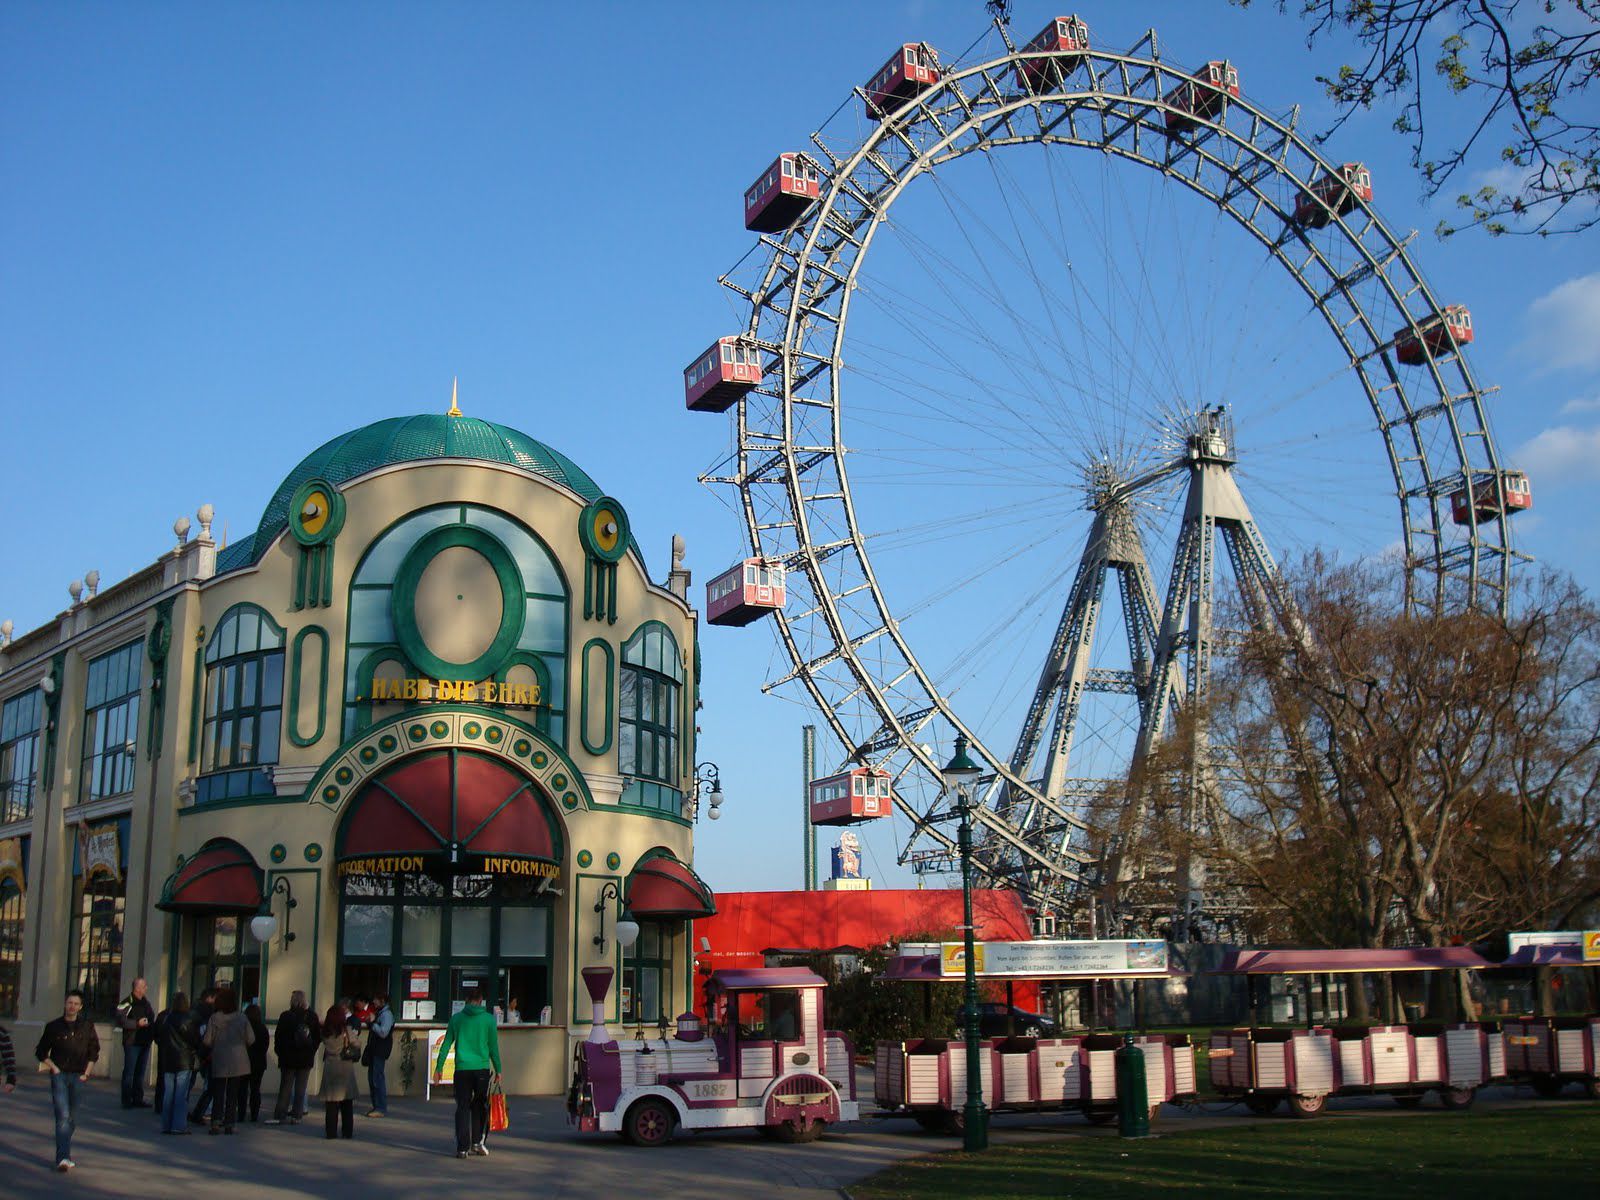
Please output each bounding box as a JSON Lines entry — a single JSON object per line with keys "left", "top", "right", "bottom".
{"left": 875, "top": 1032, "right": 1195, "bottom": 1132}
{"left": 568, "top": 966, "right": 859, "bottom": 1146}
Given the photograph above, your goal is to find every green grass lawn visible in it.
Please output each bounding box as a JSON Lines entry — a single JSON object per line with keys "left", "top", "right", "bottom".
{"left": 851, "top": 1107, "right": 1600, "bottom": 1198}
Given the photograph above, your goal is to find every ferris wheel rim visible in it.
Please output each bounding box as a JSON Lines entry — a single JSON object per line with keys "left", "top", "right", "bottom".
{"left": 715, "top": 30, "right": 1518, "bottom": 900}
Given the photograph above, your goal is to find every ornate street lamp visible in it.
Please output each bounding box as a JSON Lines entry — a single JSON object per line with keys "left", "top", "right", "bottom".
{"left": 941, "top": 733, "right": 988, "bottom": 1152}
{"left": 592, "top": 879, "right": 640, "bottom": 955}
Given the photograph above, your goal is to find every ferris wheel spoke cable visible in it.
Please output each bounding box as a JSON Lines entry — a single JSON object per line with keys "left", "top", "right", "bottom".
{"left": 878, "top": 167, "right": 1153, "bottom": 440}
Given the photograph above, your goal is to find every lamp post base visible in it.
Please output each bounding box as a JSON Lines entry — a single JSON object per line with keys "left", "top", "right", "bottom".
{"left": 961, "top": 1101, "right": 989, "bottom": 1151}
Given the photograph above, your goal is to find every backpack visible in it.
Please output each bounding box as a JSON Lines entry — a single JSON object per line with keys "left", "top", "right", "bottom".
{"left": 291, "top": 1015, "right": 315, "bottom": 1052}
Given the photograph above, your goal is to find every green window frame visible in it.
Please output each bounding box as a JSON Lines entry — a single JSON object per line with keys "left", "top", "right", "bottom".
{"left": 189, "top": 914, "right": 262, "bottom": 1003}
{"left": 337, "top": 872, "right": 554, "bottom": 1023}
{"left": 621, "top": 923, "right": 675, "bottom": 1026}
{"left": 1, "top": 689, "right": 42, "bottom": 824}
{"left": 80, "top": 641, "right": 143, "bottom": 803}
{"left": 0, "top": 859, "right": 25, "bottom": 1020}
{"left": 618, "top": 623, "right": 683, "bottom": 794}
{"left": 201, "top": 606, "right": 286, "bottom": 775}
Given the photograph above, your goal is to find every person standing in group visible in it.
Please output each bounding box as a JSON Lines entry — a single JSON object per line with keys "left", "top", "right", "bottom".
{"left": 362, "top": 992, "right": 395, "bottom": 1118}
{"left": 318, "top": 1005, "right": 363, "bottom": 1140}
{"left": 2, "top": 1022, "right": 16, "bottom": 1093}
{"left": 243, "top": 1003, "right": 270, "bottom": 1122}
{"left": 267, "top": 990, "right": 320, "bottom": 1125}
{"left": 188, "top": 986, "right": 218, "bottom": 1124}
{"left": 201, "top": 987, "right": 254, "bottom": 1134}
{"left": 432, "top": 987, "right": 501, "bottom": 1159}
{"left": 152, "top": 992, "right": 202, "bottom": 1135}
{"left": 34, "top": 988, "right": 99, "bottom": 1172}
{"left": 116, "top": 976, "right": 156, "bottom": 1109}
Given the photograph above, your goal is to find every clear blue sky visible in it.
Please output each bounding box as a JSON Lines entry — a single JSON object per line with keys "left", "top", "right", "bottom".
{"left": 4, "top": 1, "right": 1597, "bottom": 892}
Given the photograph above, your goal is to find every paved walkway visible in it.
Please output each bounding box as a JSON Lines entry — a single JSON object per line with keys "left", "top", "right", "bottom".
{"left": 0, "top": 1072, "right": 1587, "bottom": 1199}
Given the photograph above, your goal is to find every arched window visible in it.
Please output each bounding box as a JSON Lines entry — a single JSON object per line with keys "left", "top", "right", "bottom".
{"left": 200, "top": 606, "right": 285, "bottom": 801}
{"left": 619, "top": 623, "right": 683, "bottom": 810}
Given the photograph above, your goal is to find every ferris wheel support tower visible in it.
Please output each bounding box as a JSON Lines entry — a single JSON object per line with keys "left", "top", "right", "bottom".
{"left": 1110, "top": 407, "right": 1301, "bottom": 939}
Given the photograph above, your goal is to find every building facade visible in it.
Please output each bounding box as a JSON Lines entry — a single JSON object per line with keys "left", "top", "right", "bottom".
{"left": 0, "top": 411, "right": 714, "bottom": 1093}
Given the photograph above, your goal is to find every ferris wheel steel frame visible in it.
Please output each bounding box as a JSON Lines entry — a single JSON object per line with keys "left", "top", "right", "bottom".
{"left": 706, "top": 24, "right": 1520, "bottom": 915}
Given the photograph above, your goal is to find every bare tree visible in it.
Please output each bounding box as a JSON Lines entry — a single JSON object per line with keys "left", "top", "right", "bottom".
{"left": 1142, "top": 555, "right": 1600, "bottom": 1015}
{"left": 1235, "top": 1, "right": 1600, "bottom": 235}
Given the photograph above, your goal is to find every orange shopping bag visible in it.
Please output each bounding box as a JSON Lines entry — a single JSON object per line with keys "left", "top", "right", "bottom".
{"left": 489, "top": 1080, "right": 510, "bottom": 1133}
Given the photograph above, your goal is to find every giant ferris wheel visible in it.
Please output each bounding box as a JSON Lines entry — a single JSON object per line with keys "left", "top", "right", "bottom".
{"left": 692, "top": 16, "right": 1528, "bottom": 932}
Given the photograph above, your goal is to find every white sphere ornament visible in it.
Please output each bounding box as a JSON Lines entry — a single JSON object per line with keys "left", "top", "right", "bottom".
{"left": 249, "top": 914, "right": 278, "bottom": 943}
{"left": 615, "top": 916, "right": 641, "bottom": 949}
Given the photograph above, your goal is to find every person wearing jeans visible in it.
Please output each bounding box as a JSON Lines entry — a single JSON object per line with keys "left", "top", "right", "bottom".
{"left": 34, "top": 988, "right": 99, "bottom": 1171}
{"left": 363, "top": 993, "right": 395, "bottom": 1117}
{"left": 153, "top": 992, "right": 202, "bottom": 1134}
{"left": 269, "top": 990, "right": 320, "bottom": 1124}
{"left": 432, "top": 987, "right": 501, "bottom": 1158}
{"left": 117, "top": 977, "right": 156, "bottom": 1108}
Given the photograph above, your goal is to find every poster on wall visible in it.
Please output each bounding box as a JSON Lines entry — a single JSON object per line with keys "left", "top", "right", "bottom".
{"left": 0, "top": 838, "right": 24, "bottom": 892}
{"left": 82, "top": 823, "right": 122, "bottom": 882}
{"left": 408, "top": 970, "right": 430, "bottom": 999}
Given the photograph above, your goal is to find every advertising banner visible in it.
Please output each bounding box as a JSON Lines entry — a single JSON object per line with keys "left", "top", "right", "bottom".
{"left": 934, "top": 939, "right": 1169, "bottom": 979}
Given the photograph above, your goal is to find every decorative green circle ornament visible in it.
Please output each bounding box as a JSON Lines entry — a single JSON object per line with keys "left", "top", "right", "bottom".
{"left": 270, "top": 844, "right": 287, "bottom": 864}
{"left": 605, "top": 852, "right": 621, "bottom": 871}
{"left": 576, "top": 849, "right": 593, "bottom": 869}
{"left": 463, "top": 721, "right": 483, "bottom": 739}
{"left": 513, "top": 738, "right": 531, "bottom": 756}
{"left": 146, "top": 620, "right": 171, "bottom": 664}
{"left": 485, "top": 726, "right": 504, "bottom": 745}
{"left": 562, "top": 792, "right": 579, "bottom": 810}
{"left": 408, "top": 724, "right": 428, "bottom": 742}
{"left": 551, "top": 773, "right": 567, "bottom": 791}
{"left": 287, "top": 478, "right": 346, "bottom": 547}
{"left": 391, "top": 525, "right": 525, "bottom": 680}
{"left": 578, "top": 497, "right": 630, "bottom": 564}
{"left": 532, "top": 751, "right": 548, "bottom": 769}
{"left": 430, "top": 720, "right": 450, "bottom": 739}
{"left": 305, "top": 842, "right": 324, "bottom": 863}
{"left": 379, "top": 734, "right": 398, "bottom": 752}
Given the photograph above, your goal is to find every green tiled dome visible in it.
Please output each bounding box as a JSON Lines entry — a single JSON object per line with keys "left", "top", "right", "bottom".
{"left": 218, "top": 415, "right": 615, "bottom": 571}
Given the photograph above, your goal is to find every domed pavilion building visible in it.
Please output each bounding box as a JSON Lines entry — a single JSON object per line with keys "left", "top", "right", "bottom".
{"left": 0, "top": 408, "right": 712, "bottom": 1094}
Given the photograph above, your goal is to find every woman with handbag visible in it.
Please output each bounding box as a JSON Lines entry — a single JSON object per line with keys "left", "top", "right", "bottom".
{"left": 318, "top": 1005, "right": 363, "bottom": 1139}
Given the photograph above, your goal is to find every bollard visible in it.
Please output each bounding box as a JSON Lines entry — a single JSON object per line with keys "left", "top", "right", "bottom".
{"left": 1114, "top": 1034, "right": 1150, "bottom": 1138}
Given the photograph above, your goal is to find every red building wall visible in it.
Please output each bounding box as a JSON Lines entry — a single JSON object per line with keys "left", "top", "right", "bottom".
{"left": 693, "top": 888, "right": 1037, "bottom": 1011}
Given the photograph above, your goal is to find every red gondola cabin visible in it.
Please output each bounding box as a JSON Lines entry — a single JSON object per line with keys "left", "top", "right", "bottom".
{"left": 810, "top": 767, "right": 895, "bottom": 826}
{"left": 1394, "top": 305, "right": 1473, "bottom": 366}
{"left": 706, "top": 558, "right": 786, "bottom": 627}
{"left": 1165, "top": 61, "right": 1240, "bottom": 131}
{"left": 1017, "top": 15, "right": 1090, "bottom": 92}
{"left": 864, "top": 43, "right": 941, "bottom": 121}
{"left": 1293, "top": 163, "right": 1373, "bottom": 227}
{"left": 1451, "top": 470, "right": 1531, "bottom": 524}
{"left": 745, "top": 153, "right": 822, "bottom": 233}
{"left": 685, "top": 337, "right": 762, "bottom": 413}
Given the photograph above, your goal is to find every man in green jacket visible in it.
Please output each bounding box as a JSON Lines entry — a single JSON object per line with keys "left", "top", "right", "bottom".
{"left": 433, "top": 988, "right": 501, "bottom": 1158}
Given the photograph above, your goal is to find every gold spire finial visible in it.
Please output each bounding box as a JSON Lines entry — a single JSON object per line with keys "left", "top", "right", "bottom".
{"left": 447, "top": 376, "right": 462, "bottom": 418}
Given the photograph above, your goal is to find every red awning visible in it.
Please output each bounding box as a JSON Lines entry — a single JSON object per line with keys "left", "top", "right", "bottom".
{"left": 157, "top": 839, "right": 265, "bottom": 914}
{"left": 338, "top": 749, "right": 561, "bottom": 865}
{"left": 1215, "top": 947, "right": 1496, "bottom": 975}
{"left": 625, "top": 853, "right": 716, "bottom": 919}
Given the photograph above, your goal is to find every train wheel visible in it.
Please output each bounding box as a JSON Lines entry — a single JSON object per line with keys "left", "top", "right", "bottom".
{"left": 913, "top": 1112, "right": 949, "bottom": 1134}
{"left": 622, "top": 1098, "right": 676, "bottom": 1147}
{"left": 1287, "top": 1093, "right": 1326, "bottom": 1119}
{"left": 1531, "top": 1076, "right": 1565, "bottom": 1098}
{"left": 1084, "top": 1109, "right": 1118, "bottom": 1126}
{"left": 1244, "top": 1095, "right": 1281, "bottom": 1116}
{"left": 771, "top": 1118, "right": 827, "bottom": 1143}
{"left": 1440, "top": 1087, "right": 1476, "bottom": 1110}
{"left": 1393, "top": 1094, "right": 1425, "bottom": 1109}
